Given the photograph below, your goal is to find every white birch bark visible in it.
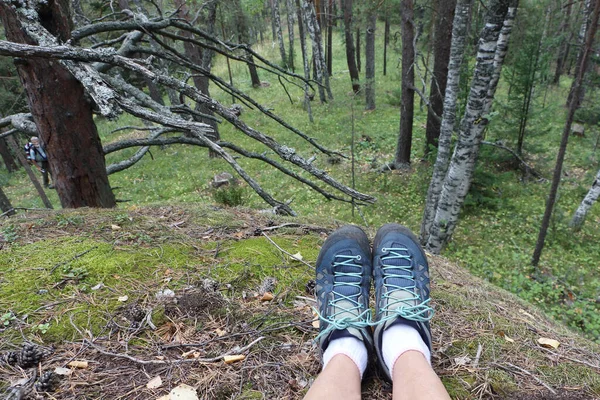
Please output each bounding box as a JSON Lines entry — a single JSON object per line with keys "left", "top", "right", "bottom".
{"left": 570, "top": 168, "right": 600, "bottom": 230}
{"left": 426, "top": 0, "right": 511, "bottom": 253}
{"left": 273, "top": 0, "right": 288, "bottom": 69}
{"left": 420, "top": 0, "right": 472, "bottom": 244}
{"left": 301, "top": 0, "right": 332, "bottom": 102}
{"left": 295, "top": 0, "right": 313, "bottom": 121}
{"left": 286, "top": 0, "right": 295, "bottom": 71}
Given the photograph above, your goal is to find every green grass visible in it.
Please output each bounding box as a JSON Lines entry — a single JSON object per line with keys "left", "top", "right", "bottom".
{"left": 2, "top": 21, "right": 599, "bottom": 341}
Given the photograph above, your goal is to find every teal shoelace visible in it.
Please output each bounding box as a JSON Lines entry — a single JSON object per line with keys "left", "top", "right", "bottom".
{"left": 314, "top": 254, "right": 373, "bottom": 342}
{"left": 377, "top": 247, "right": 434, "bottom": 324}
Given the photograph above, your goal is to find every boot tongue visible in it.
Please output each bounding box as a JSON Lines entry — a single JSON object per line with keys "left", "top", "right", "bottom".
{"left": 381, "top": 244, "right": 415, "bottom": 323}
{"left": 332, "top": 250, "right": 361, "bottom": 320}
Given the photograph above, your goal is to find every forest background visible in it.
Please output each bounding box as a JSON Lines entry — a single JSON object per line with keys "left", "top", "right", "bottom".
{"left": 0, "top": 0, "right": 599, "bottom": 346}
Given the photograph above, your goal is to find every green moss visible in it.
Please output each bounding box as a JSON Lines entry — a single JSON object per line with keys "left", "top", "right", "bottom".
{"left": 488, "top": 369, "right": 518, "bottom": 396}
{"left": 441, "top": 376, "right": 472, "bottom": 399}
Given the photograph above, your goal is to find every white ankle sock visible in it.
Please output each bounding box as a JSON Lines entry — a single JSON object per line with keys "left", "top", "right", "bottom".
{"left": 382, "top": 324, "right": 431, "bottom": 376}
{"left": 322, "top": 336, "right": 368, "bottom": 378}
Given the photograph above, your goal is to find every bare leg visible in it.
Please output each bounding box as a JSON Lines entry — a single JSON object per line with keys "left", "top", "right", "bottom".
{"left": 304, "top": 354, "right": 362, "bottom": 400}
{"left": 392, "top": 351, "right": 450, "bottom": 400}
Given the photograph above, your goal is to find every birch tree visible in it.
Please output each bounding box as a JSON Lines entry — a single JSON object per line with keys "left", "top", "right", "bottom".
{"left": 286, "top": 0, "right": 295, "bottom": 72}
{"left": 301, "top": 0, "right": 333, "bottom": 102}
{"left": 420, "top": 0, "right": 472, "bottom": 244}
{"left": 425, "top": 0, "right": 516, "bottom": 253}
{"left": 424, "top": 0, "right": 457, "bottom": 154}
{"left": 272, "top": 0, "right": 289, "bottom": 69}
{"left": 532, "top": 0, "right": 600, "bottom": 266}
{"left": 570, "top": 169, "right": 600, "bottom": 230}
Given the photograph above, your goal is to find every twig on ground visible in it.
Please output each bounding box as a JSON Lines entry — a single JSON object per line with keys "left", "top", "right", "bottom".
{"left": 260, "top": 232, "right": 314, "bottom": 270}
{"left": 473, "top": 343, "right": 483, "bottom": 368}
{"left": 538, "top": 347, "right": 600, "bottom": 371}
{"left": 493, "top": 362, "right": 556, "bottom": 395}
{"left": 50, "top": 247, "right": 98, "bottom": 273}
{"left": 258, "top": 223, "right": 328, "bottom": 233}
{"left": 84, "top": 336, "right": 265, "bottom": 365}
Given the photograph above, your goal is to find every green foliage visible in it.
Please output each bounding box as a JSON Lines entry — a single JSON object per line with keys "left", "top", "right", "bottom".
{"left": 1, "top": 311, "right": 16, "bottom": 326}
{"left": 1, "top": 224, "right": 18, "bottom": 243}
{"left": 212, "top": 185, "right": 246, "bottom": 207}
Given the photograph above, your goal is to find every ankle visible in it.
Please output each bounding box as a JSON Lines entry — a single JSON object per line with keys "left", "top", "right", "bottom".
{"left": 323, "top": 336, "right": 368, "bottom": 378}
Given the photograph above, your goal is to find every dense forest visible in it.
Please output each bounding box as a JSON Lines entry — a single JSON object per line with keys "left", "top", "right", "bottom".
{"left": 1, "top": 0, "right": 600, "bottom": 388}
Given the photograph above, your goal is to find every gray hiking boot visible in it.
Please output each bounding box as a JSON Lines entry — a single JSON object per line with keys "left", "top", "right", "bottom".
{"left": 314, "top": 225, "right": 374, "bottom": 362}
{"left": 372, "top": 223, "right": 434, "bottom": 381}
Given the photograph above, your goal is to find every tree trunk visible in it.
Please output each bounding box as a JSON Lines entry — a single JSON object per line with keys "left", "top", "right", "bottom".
{"left": 0, "top": 0, "right": 115, "bottom": 208}
{"left": 0, "top": 185, "right": 15, "bottom": 216}
{"left": 273, "top": 0, "right": 289, "bottom": 69}
{"left": 356, "top": 27, "right": 361, "bottom": 73}
{"left": 0, "top": 138, "right": 19, "bottom": 172}
{"left": 174, "top": 0, "right": 219, "bottom": 146}
{"left": 567, "top": 0, "right": 592, "bottom": 107}
{"left": 296, "top": 0, "right": 314, "bottom": 122}
{"left": 342, "top": 0, "right": 360, "bottom": 94}
{"left": 383, "top": 15, "right": 390, "bottom": 76}
{"left": 234, "top": 0, "right": 262, "bottom": 88}
{"left": 394, "top": 0, "right": 416, "bottom": 168}
{"left": 302, "top": 0, "right": 332, "bottom": 102}
{"left": 425, "top": 0, "right": 512, "bottom": 253}
{"left": 286, "top": 0, "right": 296, "bottom": 72}
{"left": 365, "top": 8, "right": 376, "bottom": 110}
{"left": 424, "top": 0, "right": 457, "bottom": 155}
{"left": 532, "top": 0, "right": 600, "bottom": 266}
{"left": 420, "top": 0, "right": 472, "bottom": 244}
{"left": 553, "top": 1, "right": 573, "bottom": 84}
{"left": 570, "top": 169, "right": 600, "bottom": 230}
{"left": 326, "top": 0, "right": 333, "bottom": 76}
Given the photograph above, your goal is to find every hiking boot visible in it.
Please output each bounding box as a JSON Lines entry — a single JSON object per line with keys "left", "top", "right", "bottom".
{"left": 372, "top": 223, "right": 434, "bottom": 381}
{"left": 314, "top": 225, "right": 374, "bottom": 361}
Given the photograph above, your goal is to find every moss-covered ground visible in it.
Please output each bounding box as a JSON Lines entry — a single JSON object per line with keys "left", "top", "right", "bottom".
{"left": 1, "top": 206, "right": 599, "bottom": 399}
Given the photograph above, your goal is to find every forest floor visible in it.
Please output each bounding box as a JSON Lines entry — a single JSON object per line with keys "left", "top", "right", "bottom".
{"left": 1, "top": 206, "right": 599, "bottom": 399}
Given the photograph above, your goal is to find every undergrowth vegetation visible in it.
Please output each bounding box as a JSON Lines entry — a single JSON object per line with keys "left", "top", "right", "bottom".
{"left": 2, "top": 22, "right": 599, "bottom": 343}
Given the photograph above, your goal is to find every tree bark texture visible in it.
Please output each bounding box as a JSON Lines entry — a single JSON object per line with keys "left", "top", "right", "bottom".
{"left": 570, "top": 168, "right": 600, "bottom": 230}
{"left": 567, "top": 0, "right": 591, "bottom": 107}
{"left": 273, "top": 0, "right": 289, "bottom": 69}
{"left": 420, "top": 0, "right": 472, "bottom": 244}
{"left": 286, "top": 0, "right": 296, "bottom": 72}
{"left": 0, "top": 0, "right": 115, "bottom": 208}
{"left": 234, "top": 0, "right": 262, "bottom": 87}
{"left": 326, "top": 0, "right": 333, "bottom": 76}
{"left": 295, "top": 0, "right": 314, "bottom": 121}
{"left": 342, "top": 0, "right": 360, "bottom": 94}
{"left": 356, "top": 27, "right": 361, "bottom": 73}
{"left": 532, "top": 0, "right": 600, "bottom": 266}
{"left": 425, "top": 0, "right": 511, "bottom": 253}
{"left": 424, "top": 0, "right": 457, "bottom": 154}
{"left": 365, "top": 8, "right": 376, "bottom": 110}
{"left": 302, "top": 0, "right": 332, "bottom": 102}
{"left": 383, "top": 15, "right": 390, "bottom": 76}
{"left": 394, "top": 0, "right": 416, "bottom": 167}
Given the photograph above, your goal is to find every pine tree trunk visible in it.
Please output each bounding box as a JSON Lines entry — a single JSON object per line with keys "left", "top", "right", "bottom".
{"left": 424, "top": 0, "right": 457, "bottom": 155}
{"left": 296, "top": 0, "right": 313, "bottom": 121}
{"left": 394, "top": 0, "right": 416, "bottom": 168}
{"left": 273, "top": 0, "right": 288, "bottom": 69}
{"left": 234, "top": 0, "right": 262, "bottom": 88}
{"left": 425, "top": 0, "right": 512, "bottom": 253}
{"left": 567, "top": 0, "right": 591, "bottom": 107}
{"left": 342, "top": 0, "right": 360, "bottom": 94}
{"left": 0, "top": 0, "right": 115, "bottom": 208}
{"left": 383, "top": 15, "right": 390, "bottom": 76}
{"left": 365, "top": 8, "right": 377, "bottom": 110}
{"left": 302, "top": 0, "right": 332, "bottom": 102}
{"left": 570, "top": 169, "right": 600, "bottom": 230}
{"left": 286, "top": 0, "right": 296, "bottom": 72}
{"left": 0, "top": 185, "right": 14, "bottom": 216}
{"left": 356, "top": 27, "right": 361, "bottom": 73}
{"left": 420, "top": 0, "right": 472, "bottom": 244}
{"left": 532, "top": 0, "right": 600, "bottom": 266}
